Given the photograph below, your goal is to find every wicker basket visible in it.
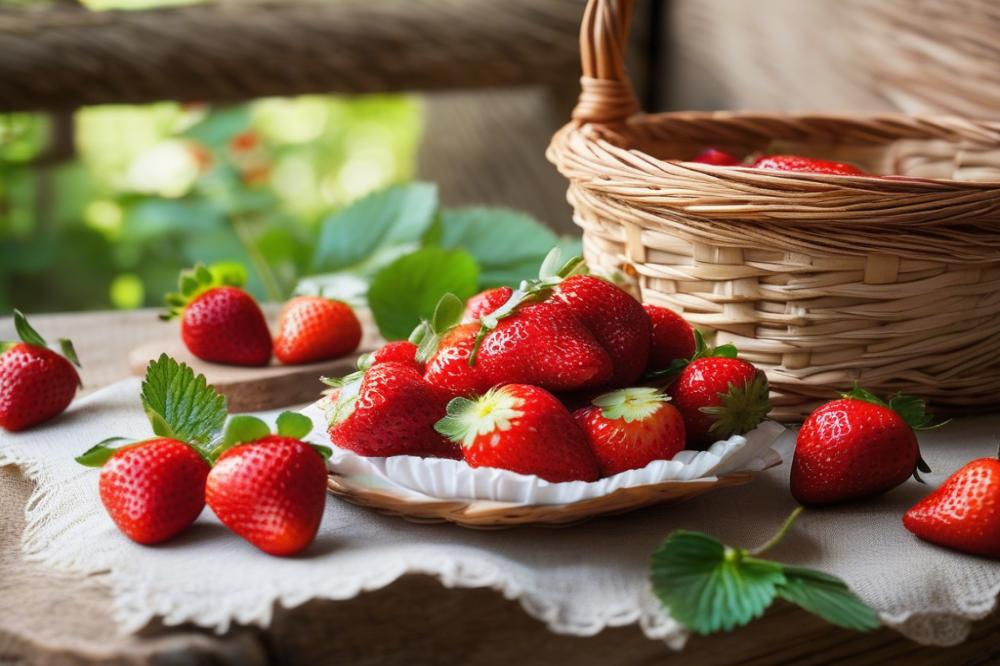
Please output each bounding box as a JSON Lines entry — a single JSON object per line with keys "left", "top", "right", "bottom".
{"left": 547, "top": 0, "right": 1000, "bottom": 421}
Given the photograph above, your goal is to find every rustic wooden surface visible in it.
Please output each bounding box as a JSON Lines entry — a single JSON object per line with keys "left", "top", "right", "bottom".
{"left": 3, "top": 310, "right": 999, "bottom": 666}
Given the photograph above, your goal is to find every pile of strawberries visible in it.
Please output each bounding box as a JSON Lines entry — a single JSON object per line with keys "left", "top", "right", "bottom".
{"left": 688, "top": 148, "right": 870, "bottom": 176}
{"left": 324, "top": 251, "right": 773, "bottom": 483}
{"left": 163, "top": 263, "right": 362, "bottom": 367}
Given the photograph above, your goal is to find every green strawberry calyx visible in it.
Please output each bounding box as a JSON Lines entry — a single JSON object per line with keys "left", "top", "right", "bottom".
{"left": 592, "top": 387, "right": 668, "bottom": 423}
{"left": 209, "top": 411, "right": 329, "bottom": 462}
{"left": 2, "top": 310, "right": 82, "bottom": 382}
{"left": 468, "top": 247, "right": 587, "bottom": 364}
{"left": 160, "top": 262, "right": 248, "bottom": 321}
{"left": 408, "top": 292, "right": 465, "bottom": 364}
{"left": 434, "top": 387, "right": 525, "bottom": 449}
{"left": 644, "top": 329, "right": 736, "bottom": 383}
{"left": 700, "top": 369, "right": 772, "bottom": 440}
{"left": 841, "top": 384, "right": 939, "bottom": 481}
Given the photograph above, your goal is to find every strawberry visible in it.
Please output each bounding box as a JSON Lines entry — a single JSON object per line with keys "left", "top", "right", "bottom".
{"left": 328, "top": 361, "right": 459, "bottom": 459}
{"left": 904, "top": 457, "right": 1000, "bottom": 559}
{"left": 0, "top": 310, "right": 81, "bottom": 431}
{"left": 360, "top": 341, "right": 422, "bottom": 373}
{"left": 273, "top": 296, "right": 361, "bottom": 365}
{"left": 463, "top": 286, "right": 513, "bottom": 323}
{"left": 476, "top": 302, "right": 612, "bottom": 392}
{"left": 668, "top": 334, "right": 770, "bottom": 448}
{"left": 691, "top": 148, "right": 741, "bottom": 166}
{"left": 574, "top": 387, "right": 686, "bottom": 476}
{"left": 790, "top": 387, "right": 933, "bottom": 505}
{"left": 435, "top": 384, "right": 600, "bottom": 482}
{"left": 643, "top": 304, "right": 696, "bottom": 373}
{"left": 207, "top": 413, "right": 329, "bottom": 556}
{"left": 752, "top": 155, "right": 867, "bottom": 176}
{"left": 162, "top": 264, "right": 272, "bottom": 367}
{"left": 423, "top": 322, "right": 493, "bottom": 397}
{"left": 78, "top": 438, "right": 209, "bottom": 545}
{"left": 553, "top": 274, "right": 651, "bottom": 388}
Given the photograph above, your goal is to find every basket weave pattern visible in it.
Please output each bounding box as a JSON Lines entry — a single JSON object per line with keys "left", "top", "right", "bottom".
{"left": 548, "top": 0, "right": 1000, "bottom": 421}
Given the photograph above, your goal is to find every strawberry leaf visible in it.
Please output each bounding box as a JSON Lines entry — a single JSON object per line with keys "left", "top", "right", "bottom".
{"left": 74, "top": 437, "right": 133, "bottom": 467}
{"left": 276, "top": 411, "right": 312, "bottom": 440}
{"left": 887, "top": 393, "right": 937, "bottom": 431}
{"left": 58, "top": 338, "right": 82, "bottom": 369}
{"left": 140, "top": 354, "right": 228, "bottom": 449}
{"left": 13, "top": 309, "right": 47, "bottom": 348}
{"left": 777, "top": 567, "right": 880, "bottom": 631}
{"left": 841, "top": 384, "right": 888, "bottom": 407}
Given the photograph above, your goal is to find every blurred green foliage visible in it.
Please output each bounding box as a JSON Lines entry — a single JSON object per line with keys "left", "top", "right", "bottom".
{"left": 0, "top": 96, "right": 423, "bottom": 313}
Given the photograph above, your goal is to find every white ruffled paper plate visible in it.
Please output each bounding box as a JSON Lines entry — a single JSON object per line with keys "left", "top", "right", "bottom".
{"left": 300, "top": 400, "right": 784, "bottom": 528}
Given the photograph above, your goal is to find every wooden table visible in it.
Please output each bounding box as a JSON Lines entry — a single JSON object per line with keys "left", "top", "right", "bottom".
{"left": 2, "top": 308, "right": 999, "bottom": 665}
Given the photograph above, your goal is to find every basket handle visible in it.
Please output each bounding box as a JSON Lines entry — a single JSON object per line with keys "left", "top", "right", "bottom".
{"left": 572, "top": 0, "right": 640, "bottom": 125}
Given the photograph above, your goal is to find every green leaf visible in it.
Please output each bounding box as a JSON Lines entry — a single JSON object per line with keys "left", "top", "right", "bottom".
{"left": 887, "top": 393, "right": 935, "bottom": 431}
{"left": 777, "top": 567, "right": 880, "bottom": 632}
{"left": 841, "top": 384, "right": 888, "bottom": 408}
{"left": 367, "top": 247, "right": 479, "bottom": 340}
{"left": 74, "top": 437, "right": 132, "bottom": 467}
{"left": 276, "top": 411, "right": 312, "bottom": 440}
{"left": 13, "top": 309, "right": 47, "bottom": 347}
{"left": 435, "top": 207, "right": 559, "bottom": 287}
{"left": 140, "top": 354, "right": 228, "bottom": 448}
{"left": 650, "top": 531, "right": 786, "bottom": 635}
{"left": 222, "top": 415, "right": 271, "bottom": 447}
{"left": 312, "top": 183, "right": 438, "bottom": 273}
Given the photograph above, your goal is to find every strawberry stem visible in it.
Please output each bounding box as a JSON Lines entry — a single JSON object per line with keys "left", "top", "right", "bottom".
{"left": 750, "top": 507, "right": 803, "bottom": 556}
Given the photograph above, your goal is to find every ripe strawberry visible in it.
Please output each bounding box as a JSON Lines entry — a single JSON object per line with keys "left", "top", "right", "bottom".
{"left": 78, "top": 437, "right": 209, "bottom": 545}
{"left": 752, "top": 155, "right": 867, "bottom": 176}
{"left": 207, "top": 431, "right": 328, "bottom": 557}
{"left": 423, "top": 322, "right": 493, "bottom": 397}
{"left": 162, "top": 264, "right": 272, "bottom": 367}
{"left": 574, "top": 387, "right": 686, "bottom": 476}
{"left": 0, "top": 310, "right": 81, "bottom": 432}
{"left": 691, "top": 148, "right": 741, "bottom": 166}
{"left": 328, "top": 361, "right": 459, "bottom": 459}
{"left": 436, "top": 384, "right": 600, "bottom": 482}
{"left": 274, "top": 296, "right": 361, "bottom": 365}
{"left": 463, "top": 287, "right": 513, "bottom": 323}
{"left": 643, "top": 304, "right": 696, "bottom": 372}
{"left": 361, "top": 340, "right": 422, "bottom": 373}
{"left": 476, "top": 302, "right": 612, "bottom": 392}
{"left": 790, "top": 388, "right": 932, "bottom": 505}
{"left": 668, "top": 335, "right": 770, "bottom": 448}
{"left": 553, "top": 274, "right": 651, "bottom": 387}
{"left": 904, "top": 457, "right": 1000, "bottom": 558}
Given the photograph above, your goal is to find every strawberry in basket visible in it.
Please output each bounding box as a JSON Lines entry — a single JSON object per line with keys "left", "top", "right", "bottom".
{"left": 752, "top": 155, "right": 868, "bottom": 176}
{"left": 0, "top": 310, "right": 81, "bottom": 432}
{"left": 665, "top": 332, "right": 771, "bottom": 449}
{"left": 435, "top": 384, "right": 600, "bottom": 482}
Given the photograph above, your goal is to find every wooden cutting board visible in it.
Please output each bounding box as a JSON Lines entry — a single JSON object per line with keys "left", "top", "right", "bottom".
{"left": 128, "top": 310, "right": 382, "bottom": 412}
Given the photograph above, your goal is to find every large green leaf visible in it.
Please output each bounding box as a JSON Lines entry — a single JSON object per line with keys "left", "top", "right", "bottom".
{"left": 777, "top": 567, "right": 880, "bottom": 632}
{"left": 311, "top": 182, "right": 438, "bottom": 273}
{"left": 435, "top": 207, "right": 560, "bottom": 287}
{"left": 650, "top": 531, "right": 785, "bottom": 635}
{"left": 140, "top": 354, "right": 228, "bottom": 449}
{"left": 367, "top": 246, "right": 479, "bottom": 340}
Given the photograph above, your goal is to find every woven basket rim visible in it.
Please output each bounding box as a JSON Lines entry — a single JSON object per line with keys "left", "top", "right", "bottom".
{"left": 551, "top": 110, "right": 1000, "bottom": 189}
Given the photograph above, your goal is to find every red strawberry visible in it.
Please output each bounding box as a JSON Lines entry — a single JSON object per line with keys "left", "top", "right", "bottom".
{"left": 463, "top": 287, "right": 513, "bottom": 323}
{"left": 476, "top": 302, "right": 612, "bottom": 392}
{"left": 328, "top": 361, "right": 459, "bottom": 459}
{"left": 574, "top": 387, "right": 686, "bottom": 476}
{"left": 162, "top": 264, "right": 272, "bottom": 367}
{"left": 207, "top": 433, "right": 328, "bottom": 556}
{"left": 362, "top": 340, "right": 422, "bottom": 373}
{"left": 691, "top": 148, "right": 741, "bottom": 166}
{"left": 436, "top": 384, "right": 599, "bottom": 482}
{"left": 668, "top": 336, "right": 770, "bottom": 448}
{"left": 553, "top": 274, "right": 651, "bottom": 387}
{"left": 790, "top": 388, "right": 932, "bottom": 505}
{"left": 79, "top": 438, "right": 209, "bottom": 545}
{"left": 423, "top": 322, "right": 493, "bottom": 397}
{"left": 274, "top": 296, "right": 361, "bottom": 365}
{"left": 904, "top": 457, "right": 1000, "bottom": 558}
{"left": 0, "top": 310, "right": 81, "bottom": 431}
{"left": 643, "top": 304, "right": 696, "bottom": 372}
{"left": 752, "top": 155, "right": 867, "bottom": 176}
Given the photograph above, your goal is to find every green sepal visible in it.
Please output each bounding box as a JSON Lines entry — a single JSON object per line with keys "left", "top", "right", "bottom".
{"left": 642, "top": 330, "right": 738, "bottom": 384}
{"left": 276, "top": 411, "right": 313, "bottom": 440}
{"left": 58, "top": 338, "right": 82, "bottom": 369}
{"left": 412, "top": 292, "right": 465, "bottom": 364}
{"left": 161, "top": 262, "right": 248, "bottom": 321}
{"left": 13, "top": 309, "right": 47, "bottom": 348}
{"left": 433, "top": 396, "right": 478, "bottom": 442}
{"left": 309, "top": 444, "right": 333, "bottom": 460}
{"left": 700, "top": 371, "right": 772, "bottom": 439}
{"left": 222, "top": 415, "right": 271, "bottom": 447}
{"left": 75, "top": 437, "right": 133, "bottom": 467}
{"left": 321, "top": 370, "right": 364, "bottom": 389}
